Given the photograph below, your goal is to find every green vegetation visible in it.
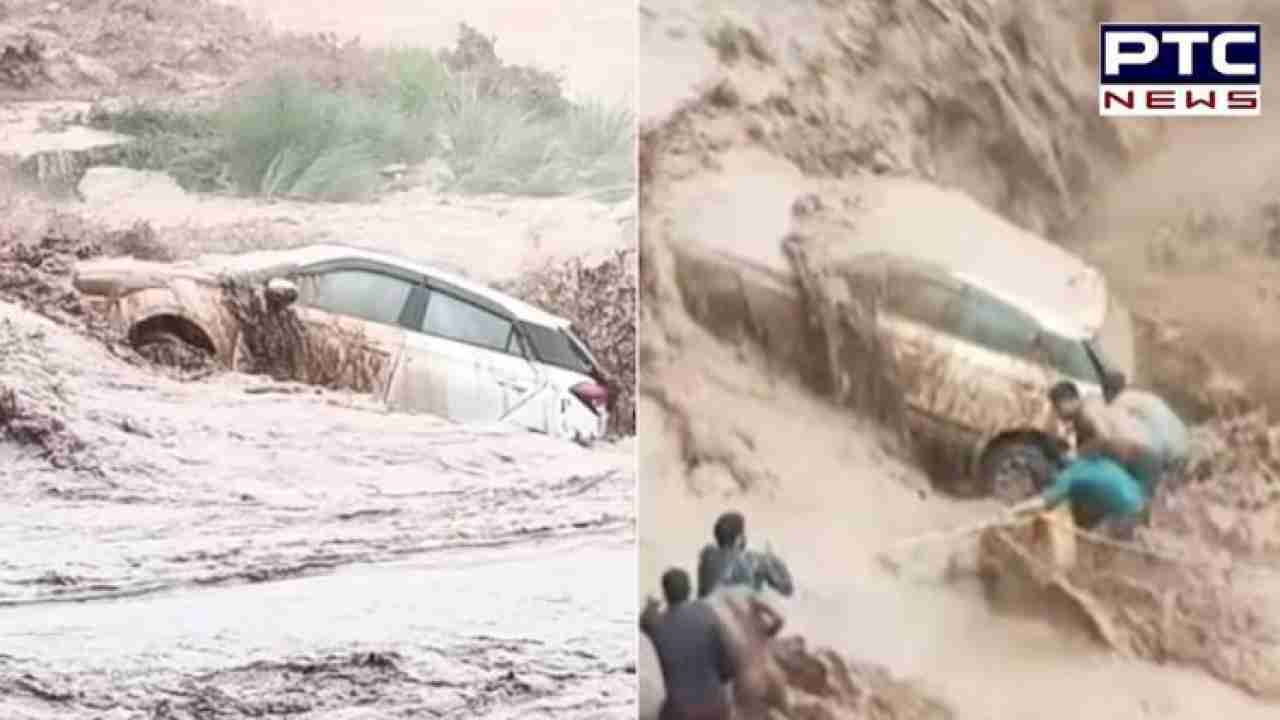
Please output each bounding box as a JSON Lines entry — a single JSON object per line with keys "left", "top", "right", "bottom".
{"left": 86, "top": 26, "right": 634, "bottom": 202}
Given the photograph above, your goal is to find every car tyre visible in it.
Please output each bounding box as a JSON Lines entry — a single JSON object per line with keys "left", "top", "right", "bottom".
{"left": 133, "top": 329, "right": 211, "bottom": 371}
{"left": 980, "top": 441, "right": 1054, "bottom": 504}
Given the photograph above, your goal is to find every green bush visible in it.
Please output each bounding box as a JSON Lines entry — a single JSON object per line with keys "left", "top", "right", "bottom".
{"left": 86, "top": 103, "right": 229, "bottom": 193}
{"left": 221, "top": 72, "right": 427, "bottom": 201}
{"left": 381, "top": 46, "right": 450, "bottom": 119}
{"left": 440, "top": 80, "right": 634, "bottom": 197}
{"left": 85, "top": 28, "right": 634, "bottom": 202}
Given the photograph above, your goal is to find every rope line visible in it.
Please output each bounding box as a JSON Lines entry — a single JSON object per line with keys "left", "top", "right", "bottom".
{"left": 879, "top": 511, "right": 1280, "bottom": 579}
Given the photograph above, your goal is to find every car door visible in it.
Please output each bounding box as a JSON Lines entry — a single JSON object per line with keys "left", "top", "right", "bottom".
{"left": 287, "top": 264, "right": 414, "bottom": 398}
{"left": 491, "top": 327, "right": 553, "bottom": 431}
{"left": 391, "top": 284, "right": 546, "bottom": 427}
{"left": 941, "top": 284, "right": 1057, "bottom": 432}
{"left": 879, "top": 263, "right": 970, "bottom": 423}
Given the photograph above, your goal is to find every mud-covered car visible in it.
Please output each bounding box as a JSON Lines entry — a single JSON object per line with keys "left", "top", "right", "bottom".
{"left": 72, "top": 245, "right": 612, "bottom": 444}
{"left": 794, "top": 182, "right": 1139, "bottom": 501}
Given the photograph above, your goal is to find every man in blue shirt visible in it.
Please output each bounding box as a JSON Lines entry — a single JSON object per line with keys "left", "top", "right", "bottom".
{"left": 1012, "top": 454, "right": 1146, "bottom": 540}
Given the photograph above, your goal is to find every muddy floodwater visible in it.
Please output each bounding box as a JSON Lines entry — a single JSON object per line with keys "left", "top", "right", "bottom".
{"left": 0, "top": 299, "right": 636, "bottom": 717}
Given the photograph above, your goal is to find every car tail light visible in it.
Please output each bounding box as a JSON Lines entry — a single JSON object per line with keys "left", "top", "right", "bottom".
{"left": 570, "top": 381, "right": 609, "bottom": 415}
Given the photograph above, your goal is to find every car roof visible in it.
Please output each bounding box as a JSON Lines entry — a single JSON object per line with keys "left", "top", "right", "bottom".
{"left": 205, "top": 244, "right": 572, "bottom": 329}
{"left": 812, "top": 178, "right": 1108, "bottom": 340}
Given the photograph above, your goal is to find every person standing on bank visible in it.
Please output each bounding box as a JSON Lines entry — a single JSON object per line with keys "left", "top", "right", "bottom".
{"left": 697, "top": 511, "right": 794, "bottom": 599}
{"left": 641, "top": 567, "right": 737, "bottom": 720}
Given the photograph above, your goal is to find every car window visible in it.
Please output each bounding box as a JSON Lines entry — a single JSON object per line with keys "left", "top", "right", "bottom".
{"left": 523, "top": 323, "right": 594, "bottom": 374}
{"left": 954, "top": 288, "right": 1039, "bottom": 358}
{"left": 302, "top": 269, "right": 413, "bottom": 326}
{"left": 1037, "top": 332, "right": 1100, "bottom": 384}
{"left": 422, "top": 290, "right": 513, "bottom": 352}
{"left": 885, "top": 273, "right": 965, "bottom": 333}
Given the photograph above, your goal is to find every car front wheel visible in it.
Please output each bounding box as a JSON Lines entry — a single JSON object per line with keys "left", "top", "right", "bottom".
{"left": 980, "top": 441, "right": 1054, "bottom": 504}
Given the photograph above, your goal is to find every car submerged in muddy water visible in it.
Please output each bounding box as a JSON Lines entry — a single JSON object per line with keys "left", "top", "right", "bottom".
{"left": 71, "top": 244, "right": 612, "bottom": 444}
{"left": 793, "top": 181, "right": 1140, "bottom": 502}
{"left": 842, "top": 246, "right": 1138, "bottom": 500}
{"left": 668, "top": 178, "right": 1140, "bottom": 502}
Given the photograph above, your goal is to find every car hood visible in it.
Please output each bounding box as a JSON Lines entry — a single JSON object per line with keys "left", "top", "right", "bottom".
{"left": 72, "top": 251, "right": 311, "bottom": 297}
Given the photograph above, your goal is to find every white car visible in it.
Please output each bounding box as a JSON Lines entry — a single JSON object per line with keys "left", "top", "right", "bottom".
{"left": 795, "top": 180, "right": 1139, "bottom": 500}
{"left": 74, "top": 244, "right": 611, "bottom": 443}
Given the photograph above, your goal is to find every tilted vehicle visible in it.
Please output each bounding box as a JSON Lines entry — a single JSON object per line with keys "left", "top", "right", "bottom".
{"left": 73, "top": 244, "right": 611, "bottom": 444}
{"left": 801, "top": 182, "right": 1139, "bottom": 501}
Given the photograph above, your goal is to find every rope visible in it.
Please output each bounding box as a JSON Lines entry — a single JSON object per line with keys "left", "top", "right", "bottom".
{"left": 877, "top": 515, "right": 1027, "bottom": 554}
{"left": 1045, "top": 513, "right": 1280, "bottom": 579}
{"left": 876, "top": 510, "right": 1280, "bottom": 580}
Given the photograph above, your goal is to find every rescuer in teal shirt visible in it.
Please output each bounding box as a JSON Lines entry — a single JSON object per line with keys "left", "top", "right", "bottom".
{"left": 1012, "top": 455, "right": 1147, "bottom": 540}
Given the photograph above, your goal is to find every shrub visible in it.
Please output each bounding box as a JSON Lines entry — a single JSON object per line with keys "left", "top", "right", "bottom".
{"left": 86, "top": 103, "right": 228, "bottom": 193}
{"left": 440, "top": 82, "right": 634, "bottom": 197}
{"left": 85, "top": 25, "right": 634, "bottom": 202}
{"left": 220, "top": 72, "right": 427, "bottom": 201}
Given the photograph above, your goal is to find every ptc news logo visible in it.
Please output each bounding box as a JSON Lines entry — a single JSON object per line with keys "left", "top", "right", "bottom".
{"left": 1100, "top": 23, "right": 1261, "bottom": 116}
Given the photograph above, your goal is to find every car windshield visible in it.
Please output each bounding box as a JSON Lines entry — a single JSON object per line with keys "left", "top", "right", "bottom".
{"left": 523, "top": 323, "right": 595, "bottom": 375}
{"left": 1091, "top": 296, "right": 1137, "bottom": 380}
{"left": 1037, "top": 330, "right": 1100, "bottom": 385}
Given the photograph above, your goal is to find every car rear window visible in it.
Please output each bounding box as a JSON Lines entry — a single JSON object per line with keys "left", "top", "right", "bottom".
{"left": 421, "top": 290, "right": 513, "bottom": 353}
{"left": 523, "top": 323, "right": 594, "bottom": 375}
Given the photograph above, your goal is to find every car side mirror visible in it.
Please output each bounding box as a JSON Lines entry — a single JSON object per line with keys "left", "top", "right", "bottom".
{"left": 265, "top": 277, "right": 299, "bottom": 308}
{"left": 1103, "top": 369, "right": 1127, "bottom": 402}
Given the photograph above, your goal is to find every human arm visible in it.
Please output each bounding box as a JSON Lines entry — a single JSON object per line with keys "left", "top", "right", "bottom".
{"left": 748, "top": 596, "right": 785, "bottom": 638}
{"left": 1007, "top": 467, "right": 1071, "bottom": 518}
{"left": 755, "top": 546, "right": 795, "bottom": 597}
{"left": 639, "top": 596, "right": 661, "bottom": 638}
{"left": 696, "top": 544, "right": 720, "bottom": 599}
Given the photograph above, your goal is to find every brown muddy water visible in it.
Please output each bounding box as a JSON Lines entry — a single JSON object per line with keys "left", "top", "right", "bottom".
{"left": 639, "top": 322, "right": 1280, "bottom": 720}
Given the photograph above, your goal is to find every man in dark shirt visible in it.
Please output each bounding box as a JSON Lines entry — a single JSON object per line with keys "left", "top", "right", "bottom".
{"left": 640, "top": 567, "right": 736, "bottom": 720}
{"left": 697, "top": 511, "right": 794, "bottom": 599}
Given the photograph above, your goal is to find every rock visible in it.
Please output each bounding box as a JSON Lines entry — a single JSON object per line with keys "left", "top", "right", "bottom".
{"left": 16, "top": 142, "right": 129, "bottom": 199}
{"left": 0, "top": 27, "right": 49, "bottom": 89}
{"left": 78, "top": 166, "right": 187, "bottom": 208}
{"left": 68, "top": 52, "right": 117, "bottom": 87}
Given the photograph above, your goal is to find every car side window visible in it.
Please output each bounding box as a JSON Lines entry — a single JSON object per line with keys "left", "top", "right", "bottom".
{"left": 422, "top": 290, "right": 514, "bottom": 353}
{"left": 885, "top": 273, "right": 965, "bottom": 333}
{"left": 301, "top": 269, "right": 413, "bottom": 326}
{"left": 1037, "top": 332, "right": 1099, "bottom": 383}
{"left": 956, "top": 287, "right": 1039, "bottom": 358}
